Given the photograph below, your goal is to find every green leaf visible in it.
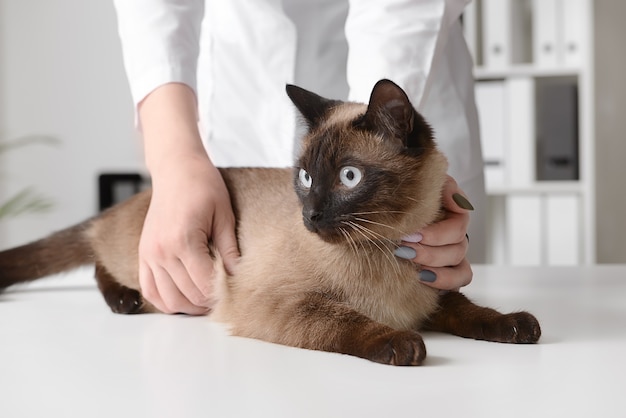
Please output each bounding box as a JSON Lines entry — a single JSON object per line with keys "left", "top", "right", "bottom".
{"left": 0, "top": 187, "right": 54, "bottom": 219}
{"left": 0, "top": 135, "right": 59, "bottom": 219}
{"left": 0, "top": 135, "right": 60, "bottom": 154}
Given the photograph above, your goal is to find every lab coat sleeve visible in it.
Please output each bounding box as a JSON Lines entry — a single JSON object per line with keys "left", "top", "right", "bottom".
{"left": 345, "top": 0, "right": 470, "bottom": 109}
{"left": 112, "top": 0, "right": 205, "bottom": 108}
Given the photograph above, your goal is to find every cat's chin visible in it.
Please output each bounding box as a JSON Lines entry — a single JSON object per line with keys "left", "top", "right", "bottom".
{"left": 303, "top": 221, "right": 345, "bottom": 244}
{"left": 314, "top": 232, "right": 345, "bottom": 245}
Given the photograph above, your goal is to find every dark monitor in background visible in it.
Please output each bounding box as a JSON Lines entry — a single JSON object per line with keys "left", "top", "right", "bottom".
{"left": 98, "top": 173, "right": 146, "bottom": 211}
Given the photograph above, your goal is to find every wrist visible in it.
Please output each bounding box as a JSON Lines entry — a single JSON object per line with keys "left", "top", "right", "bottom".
{"left": 138, "top": 83, "right": 208, "bottom": 173}
{"left": 147, "top": 147, "right": 215, "bottom": 184}
{"left": 144, "top": 134, "right": 210, "bottom": 174}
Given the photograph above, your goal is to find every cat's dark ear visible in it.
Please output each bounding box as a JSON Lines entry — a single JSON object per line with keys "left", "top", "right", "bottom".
{"left": 286, "top": 84, "right": 339, "bottom": 130}
{"left": 359, "top": 79, "right": 432, "bottom": 152}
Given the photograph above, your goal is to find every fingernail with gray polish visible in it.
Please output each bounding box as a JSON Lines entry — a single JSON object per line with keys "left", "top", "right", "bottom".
{"left": 419, "top": 270, "right": 437, "bottom": 283}
{"left": 394, "top": 246, "right": 416, "bottom": 260}
{"left": 453, "top": 193, "right": 474, "bottom": 211}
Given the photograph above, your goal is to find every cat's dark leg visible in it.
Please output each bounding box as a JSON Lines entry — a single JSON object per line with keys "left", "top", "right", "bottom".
{"left": 264, "top": 291, "right": 426, "bottom": 366}
{"left": 94, "top": 263, "right": 145, "bottom": 314}
{"left": 423, "top": 292, "right": 541, "bottom": 344}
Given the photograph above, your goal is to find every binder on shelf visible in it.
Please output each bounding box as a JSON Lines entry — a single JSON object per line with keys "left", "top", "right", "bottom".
{"left": 506, "top": 195, "right": 543, "bottom": 265}
{"left": 532, "top": 0, "right": 560, "bottom": 67}
{"left": 536, "top": 79, "right": 579, "bottom": 181}
{"left": 546, "top": 194, "right": 580, "bottom": 265}
{"left": 482, "top": 0, "right": 532, "bottom": 69}
{"left": 505, "top": 77, "right": 535, "bottom": 187}
{"left": 481, "top": 0, "right": 510, "bottom": 68}
{"left": 475, "top": 80, "right": 506, "bottom": 189}
{"left": 561, "top": 0, "right": 585, "bottom": 67}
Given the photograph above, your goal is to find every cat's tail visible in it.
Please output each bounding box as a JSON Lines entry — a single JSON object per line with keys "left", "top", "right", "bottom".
{"left": 0, "top": 220, "right": 94, "bottom": 291}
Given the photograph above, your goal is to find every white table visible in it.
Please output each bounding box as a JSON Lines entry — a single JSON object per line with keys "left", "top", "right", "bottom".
{"left": 1, "top": 265, "right": 624, "bottom": 418}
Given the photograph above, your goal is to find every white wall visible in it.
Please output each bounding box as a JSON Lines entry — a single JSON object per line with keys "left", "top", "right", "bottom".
{"left": 0, "top": 0, "right": 143, "bottom": 248}
{"left": 594, "top": 0, "right": 626, "bottom": 263}
{"left": 3, "top": 0, "right": 625, "bottom": 264}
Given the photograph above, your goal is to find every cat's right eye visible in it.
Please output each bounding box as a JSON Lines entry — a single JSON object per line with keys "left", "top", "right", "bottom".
{"left": 339, "top": 166, "right": 362, "bottom": 188}
{"left": 299, "top": 168, "right": 312, "bottom": 188}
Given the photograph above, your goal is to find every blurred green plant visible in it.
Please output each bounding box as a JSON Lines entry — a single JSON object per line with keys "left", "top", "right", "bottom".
{"left": 0, "top": 135, "right": 59, "bottom": 220}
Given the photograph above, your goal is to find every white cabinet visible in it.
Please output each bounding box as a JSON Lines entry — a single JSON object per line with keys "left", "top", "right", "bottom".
{"left": 464, "top": 0, "right": 594, "bottom": 265}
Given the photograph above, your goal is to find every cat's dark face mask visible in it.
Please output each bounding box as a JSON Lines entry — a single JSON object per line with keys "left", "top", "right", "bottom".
{"left": 287, "top": 79, "right": 436, "bottom": 244}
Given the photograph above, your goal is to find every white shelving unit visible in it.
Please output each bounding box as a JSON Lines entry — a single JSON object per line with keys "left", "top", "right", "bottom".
{"left": 464, "top": 0, "right": 595, "bottom": 265}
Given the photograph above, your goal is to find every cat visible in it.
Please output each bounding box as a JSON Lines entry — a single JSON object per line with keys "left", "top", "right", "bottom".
{"left": 0, "top": 79, "right": 540, "bottom": 366}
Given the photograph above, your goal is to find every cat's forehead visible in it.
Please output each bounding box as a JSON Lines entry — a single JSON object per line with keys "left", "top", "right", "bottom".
{"left": 298, "top": 101, "right": 403, "bottom": 168}
{"left": 303, "top": 102, "right": 367, "bottom": 144}
{"left": 325, "top": 102, "right": 367, "bottom": 127}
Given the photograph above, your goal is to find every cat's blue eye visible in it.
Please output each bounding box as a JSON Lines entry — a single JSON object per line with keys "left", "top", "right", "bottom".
{"left": 299, "top": 168, "right": 312, "bottom": 188}
{"left": 339, "top": 166, "right": 362, "bottom": 188}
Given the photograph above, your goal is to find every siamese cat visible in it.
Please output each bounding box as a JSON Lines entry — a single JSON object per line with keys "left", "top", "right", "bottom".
{"left": 0, "top": 80, "right": 540, "bottom": 366}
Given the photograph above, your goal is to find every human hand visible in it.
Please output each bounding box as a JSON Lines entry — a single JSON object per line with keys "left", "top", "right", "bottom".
{"left": 136, "top": 83, "right": 240, "bottom": 315}
{"left": 138, "top": 153, "right": 240, "bottom": 315}
{"left": 394, "top": 175, "right": 473, "bottom": 291}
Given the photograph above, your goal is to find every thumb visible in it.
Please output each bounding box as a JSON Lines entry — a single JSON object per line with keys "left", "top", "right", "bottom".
{"left": 212, "top": 214, "right": 240, "bottom": 275}
{"left": 442, "top": 175, "right": 474, "bottom": 214}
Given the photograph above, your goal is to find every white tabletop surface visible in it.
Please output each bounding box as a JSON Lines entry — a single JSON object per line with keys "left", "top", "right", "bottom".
{"left": 1, "top": 264, "right": 625, "bottom": 418}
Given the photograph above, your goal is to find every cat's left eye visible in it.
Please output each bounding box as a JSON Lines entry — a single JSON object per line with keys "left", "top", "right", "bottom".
{"left": 299, "top": 168, "right": 312, "bottom": 188}
{"left": 339, "top": 166, "right": 362, "bottom": 188}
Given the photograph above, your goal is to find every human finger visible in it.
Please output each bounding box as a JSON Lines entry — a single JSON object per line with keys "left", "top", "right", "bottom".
{"left": 152, "top": 264, "right": 210, "bottom": 315}
{"left": 212, "top": 223, "right": 239, "bottom": 276}
{"left": 441, "top": 175, "right": 474, "bottom": 214}
{"left": 416, "top": 258, "right": 473, "bottom": 291}
{"left": 139, "top": 261, "right": 170, "bottom": 313}
{"left": 418, "top": 211, "right": 468, "bottom": 247}
{"left": 166, "top": 255, "right": 214, "bottom": 308}
{"left": 398, "top": 238, "right": 468, "bottom": 269}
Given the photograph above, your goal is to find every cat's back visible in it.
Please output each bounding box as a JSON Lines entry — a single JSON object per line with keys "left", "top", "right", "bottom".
{"left": 86, "top": 190, "right": 151, "bottom": 288}
{"left": 219, "top": 167, "right": 298, "bottom": 229}
{"left": 220, "top": 167, "right": 294, "bottom": 207}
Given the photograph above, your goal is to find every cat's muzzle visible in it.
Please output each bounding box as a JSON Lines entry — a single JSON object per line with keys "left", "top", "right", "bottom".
{"left": 302, "top": 211, "right": 343, "bottom": 243}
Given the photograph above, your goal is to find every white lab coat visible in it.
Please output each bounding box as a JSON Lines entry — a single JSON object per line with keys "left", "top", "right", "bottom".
{"left": 113, "top": 0, "right": 486, "bottom": 261}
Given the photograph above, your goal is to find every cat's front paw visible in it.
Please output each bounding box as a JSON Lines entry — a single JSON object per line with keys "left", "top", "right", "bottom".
{"left": 102, "top": 285, "right": 144, "bottom": 314}
{"left": 488, "top": 311, "right": 541, "bottom": 344}
{"left": 364, "top": 330, "right": 426, "bottom": 366}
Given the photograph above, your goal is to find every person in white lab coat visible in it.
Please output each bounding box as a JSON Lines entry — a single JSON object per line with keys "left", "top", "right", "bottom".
{"left": 113, "top": 0, "right": 486, "bottom": 315}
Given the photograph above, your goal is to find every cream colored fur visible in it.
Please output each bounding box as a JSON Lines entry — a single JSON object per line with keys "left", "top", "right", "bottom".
{"left": 86, "top": 102, "right": 449, "bottom": 349}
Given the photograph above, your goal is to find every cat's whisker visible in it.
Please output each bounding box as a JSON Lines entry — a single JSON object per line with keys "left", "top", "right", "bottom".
{"left": 342, "top": 221, "right": 375, "bottom": 251}
{"left": 346, "top": 221, "right": 402, "bottom": 277}
{"left": 350, "top": 210, "right": 410, "bottom": 216}
{"left": 405, "top": 196, "right": 423, "bottom": 204}
{"left": 352, "top": 223, "right": 403, "bottom": 276}
{"left": 342, "top": 221, "right": 373, "bottom": 251}
{"left": 339, "top": 227, "right": 359, "bottom": 257}
{"left": 343, "top": 225, "right": 376, "bottom": 277}
{"left": 349, "top": 218, "right": 405, "bottom": 250}
{"left": 341, "top": 221, "right": 377, "bottom": 276}
{"left": 351, "top": 217, "right": 409, "bottom": 239}
{"left": 352, "top": 221, "right": 401, "bottom": 252}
